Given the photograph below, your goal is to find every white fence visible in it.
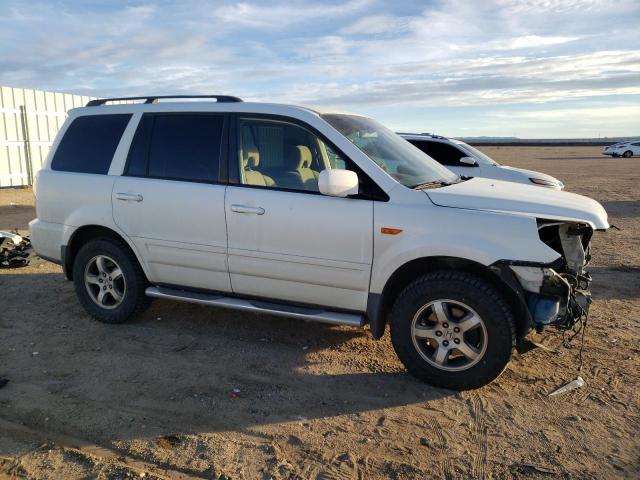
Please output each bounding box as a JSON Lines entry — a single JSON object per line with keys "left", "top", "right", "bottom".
{"left": 0, "top": 86, "right": 94, "bottom": 187}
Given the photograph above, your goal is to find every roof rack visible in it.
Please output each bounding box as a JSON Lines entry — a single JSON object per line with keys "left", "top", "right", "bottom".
{"left": 86, "top": 95, "right": 243, "bottom": 107}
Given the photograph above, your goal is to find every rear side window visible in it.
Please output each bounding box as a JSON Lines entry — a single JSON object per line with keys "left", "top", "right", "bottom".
{"left": 126, "top": 114, "right": 224, "bottom": 183}
{"left": 51, "top": 114, "right": 131, "bottom": 174}
{"left": 410, "top": 140, "right": 466, "bottom": 166}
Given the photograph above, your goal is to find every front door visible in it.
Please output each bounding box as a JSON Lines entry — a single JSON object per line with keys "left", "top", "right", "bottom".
{"left": 112, "top": 113, "right": 231, "bottom": 292}
{"left": 225, "top": 115, "right": 374, "bottom": 311}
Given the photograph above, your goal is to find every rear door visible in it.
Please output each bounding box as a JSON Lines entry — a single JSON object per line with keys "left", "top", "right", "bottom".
{"left": 112, "top": 113, "right": 231, "bottom": 292}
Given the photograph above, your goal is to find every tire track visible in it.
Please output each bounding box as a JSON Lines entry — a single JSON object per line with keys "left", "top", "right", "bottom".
{"left": 426, "top": 418, "right": 454, "bottom": 480}
{"left": 470, "top": 395, "right": 488, "bottom": 479}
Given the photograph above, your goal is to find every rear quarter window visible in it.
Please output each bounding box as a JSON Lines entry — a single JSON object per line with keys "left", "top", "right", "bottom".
{"left": 51, "top": 114, "right": 132, "bottom": 174}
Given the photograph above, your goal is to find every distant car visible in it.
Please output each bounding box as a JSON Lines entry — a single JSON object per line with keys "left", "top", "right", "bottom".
{"left": 602, "top": 141, "right": 640, "bottom": 158}
{"left": 400, "top": 133, "right": 564, "bottom": 190}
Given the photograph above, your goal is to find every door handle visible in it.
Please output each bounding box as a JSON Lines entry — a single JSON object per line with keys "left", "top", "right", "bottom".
{"left": 231, "top": 204, "right": 265, "bottom": 215}
{"left": 115, "top": 192, "right": 144, "bottom": 202}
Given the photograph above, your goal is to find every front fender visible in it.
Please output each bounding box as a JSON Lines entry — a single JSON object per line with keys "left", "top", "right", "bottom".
{"left": 370, "top": 203, "right": 560, "bottom": 294}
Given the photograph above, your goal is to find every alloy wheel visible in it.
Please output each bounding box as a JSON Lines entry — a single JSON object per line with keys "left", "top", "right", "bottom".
{"left": 84, "top": 255, "right": 126, "bottom": 310}
{"left": 411, "top": 299, "right": 488, "bottom": 371}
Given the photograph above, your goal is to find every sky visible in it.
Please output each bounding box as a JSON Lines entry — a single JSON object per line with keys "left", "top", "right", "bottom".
{"left": 1, "top": 0, "right": 639, "bottom": 138}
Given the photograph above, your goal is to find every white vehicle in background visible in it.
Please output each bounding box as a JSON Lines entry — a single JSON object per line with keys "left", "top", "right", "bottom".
{"left": 602, "top": 141, "right": 640, "bottom": 158}
{"left": 400, "top": 133, "right": 564, "bottom": 190}
{"left": 30, "top": 96, "right": 608, "bottom": 390}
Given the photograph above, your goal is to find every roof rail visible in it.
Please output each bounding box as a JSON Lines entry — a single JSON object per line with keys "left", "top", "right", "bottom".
{"left": 86, "top": 95, "right": 243, "bottom": 106}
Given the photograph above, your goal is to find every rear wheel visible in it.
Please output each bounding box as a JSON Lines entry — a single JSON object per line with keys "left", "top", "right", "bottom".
{"left": 73, "top": 238, "right": 150, "bottom": 323}
{"left": 622, "top": 150, "right": 633, "bottom": 158}
{"left": 390, "top": 271, "right": 515, "bottom": 390}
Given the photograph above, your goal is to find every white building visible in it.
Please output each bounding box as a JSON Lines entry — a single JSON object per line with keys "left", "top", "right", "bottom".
{"left": 0, "top": 86, "right": 94, "bottom": 187}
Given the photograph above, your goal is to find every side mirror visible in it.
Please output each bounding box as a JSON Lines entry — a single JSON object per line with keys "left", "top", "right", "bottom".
{"left": 459, "top": 156, "right": 478, "bottom": 166}
{"left": 319, "top": 169, "right": 359, "bottom": 197}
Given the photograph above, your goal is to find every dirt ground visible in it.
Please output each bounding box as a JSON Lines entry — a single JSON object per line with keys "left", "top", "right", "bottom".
{"left": 0, "top": 146, "right": 638, "bottom": 479}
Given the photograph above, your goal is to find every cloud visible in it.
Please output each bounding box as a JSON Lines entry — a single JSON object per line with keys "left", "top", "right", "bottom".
{"left": 490, "top": 105, "right": 640, "bottom": 121}
{"left": 213, "top": 0, "right": 371, "bottom": 27}
{"left": 487, "top": 35, "right": 580, "bottom": 50}
{"left": 0, "top": 0, "right": 638, "bottom": 135}
{"left": 340, "top": 15, "right": 410, "bottom": 35}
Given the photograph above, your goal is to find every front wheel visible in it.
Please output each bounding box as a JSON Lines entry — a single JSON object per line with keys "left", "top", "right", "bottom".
{"left": 622, "top": 150, "right": 633, "bottom": 158}
{"left": 390, "top": 271, "right": 515, "bottom": 390}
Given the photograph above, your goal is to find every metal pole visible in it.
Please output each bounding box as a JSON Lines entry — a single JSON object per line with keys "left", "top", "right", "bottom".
{"left": 19, "top": 105, "right": 33, "bottom": 186}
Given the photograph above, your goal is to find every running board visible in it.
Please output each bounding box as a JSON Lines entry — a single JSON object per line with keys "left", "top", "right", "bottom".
{"left": 145, "top": 286, "right": 365, "bottom": 327}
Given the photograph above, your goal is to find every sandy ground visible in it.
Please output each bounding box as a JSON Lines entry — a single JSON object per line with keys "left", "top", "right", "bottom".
{"left": 0, "top": 146, "right": 638, "bottom": 479}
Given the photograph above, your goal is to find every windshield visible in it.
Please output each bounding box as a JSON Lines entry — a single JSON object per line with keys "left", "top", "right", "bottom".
{"left": 452, "top": 140, "right": 500, "bottom": 166}
{"left": 322, "top": 114, "right": 459, "bottom": 188}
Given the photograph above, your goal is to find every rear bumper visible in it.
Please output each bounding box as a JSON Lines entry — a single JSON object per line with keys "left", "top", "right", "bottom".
{"left": 29, "top": 219, "right": 65, "bottom": 264}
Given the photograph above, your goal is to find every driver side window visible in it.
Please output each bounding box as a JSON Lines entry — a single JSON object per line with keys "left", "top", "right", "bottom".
{"left": 237, "top": 117, "right": 351, "bottom": 192}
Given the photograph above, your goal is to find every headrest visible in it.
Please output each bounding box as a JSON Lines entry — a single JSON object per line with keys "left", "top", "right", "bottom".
{"left": 243, "top": 147, "right": 260, "bottom": 168}
{"left": 295, "top": 145, "right": 312, "bottom": 169}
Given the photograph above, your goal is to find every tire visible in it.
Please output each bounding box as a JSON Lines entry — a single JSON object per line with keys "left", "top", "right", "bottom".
{"left": 622, "top": 150, "right": 633, "bottom": 158}
{"left": 72, "top": 237, "right": 151, "bottom": 324}
{"left": 390, "top": 271, "right": 515, "bottom": 390}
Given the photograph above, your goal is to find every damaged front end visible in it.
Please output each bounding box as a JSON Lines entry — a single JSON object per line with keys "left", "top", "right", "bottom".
{"left": 511, "top": 221, "right": 594, "bottom": 332}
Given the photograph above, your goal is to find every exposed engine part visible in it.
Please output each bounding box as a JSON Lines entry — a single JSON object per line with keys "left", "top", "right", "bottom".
{"left": 0, "top": 230, "right": 32, "bottom": 268}
{"left": 559, "top": 224, "right": 587, "bottom": 274}
{"left": 511, "top": 265, "right": 545, "bottom": 293}
{"left": 526, "top": 293, "right": 560, "bottom": 325}
{"left": 530, "top": 220, "right": 595, "bottom": 333}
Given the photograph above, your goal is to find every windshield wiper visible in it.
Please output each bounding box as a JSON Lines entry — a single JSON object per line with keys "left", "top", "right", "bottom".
{"left": 411, "top": 179, "right": 455, "bottom": 190}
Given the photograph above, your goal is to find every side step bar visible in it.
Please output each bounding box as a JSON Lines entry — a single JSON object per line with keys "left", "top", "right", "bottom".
{"left": 145, "top": 286, "right": 365, "bottom": 327}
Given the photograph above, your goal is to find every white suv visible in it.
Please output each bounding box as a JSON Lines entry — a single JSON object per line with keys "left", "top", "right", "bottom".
{"left": 400, "top": 133, "right": 564, "bottom": 189}
{"left": 30, "top": 95, "right": 609, "bottom": 390}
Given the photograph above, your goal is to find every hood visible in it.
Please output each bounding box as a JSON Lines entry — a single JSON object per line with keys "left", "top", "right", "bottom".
{"left": 426, "top": 177, "right": 609, "bottom": 230}
{"left": 500, "top": 165, "right": 562, "bottom": 185}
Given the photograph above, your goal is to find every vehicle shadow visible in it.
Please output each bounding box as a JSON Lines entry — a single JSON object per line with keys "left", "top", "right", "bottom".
{"left": 0, "top": 270, "right": 453, "bottom": 447}
{"left": 539, "top": 156, "right": 605, "bottom": 160}
{"left": 601, "top": 200, "right": 640, "bottom": 218}
{"left": 589, "top": 266, "right": 640, "bottom": 300}
{"left": 0, "top": 204, "right": 35, "bottom": 231}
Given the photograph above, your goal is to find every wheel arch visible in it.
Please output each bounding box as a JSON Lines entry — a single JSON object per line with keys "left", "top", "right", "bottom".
{"left": 367, "top": 256, "right": 531, "bottom": 342}
{"left": 63, "top": 225, "right": 149, "bottom": 281}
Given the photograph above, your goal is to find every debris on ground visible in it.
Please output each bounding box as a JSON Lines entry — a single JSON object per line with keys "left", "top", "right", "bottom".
{"left": 0, "top": 230, "right": 32, "bottom": 268}
{"left": 0, "top": 377, "right": 8, "bottom": 389}
{"left": 530, "top": 340, "right": 558, "bottom": 353}
{"left": 518, "top": 338, "right": 558, "bottom": 354}
{"left": 548, "top": 376, "right": 585, "bottom": 397}
{"left": 511, "top": 463, "right": 558, "bottom": 476}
